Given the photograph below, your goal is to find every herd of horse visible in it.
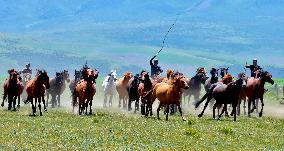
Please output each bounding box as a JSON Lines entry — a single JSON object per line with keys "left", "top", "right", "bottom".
{"left": 1, "top": 65, "right": 275, "bottom": 121}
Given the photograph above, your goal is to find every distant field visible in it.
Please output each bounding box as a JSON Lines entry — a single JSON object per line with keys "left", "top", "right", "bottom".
{"left": 0, "top": 77, "right": 284, "bottom": 150}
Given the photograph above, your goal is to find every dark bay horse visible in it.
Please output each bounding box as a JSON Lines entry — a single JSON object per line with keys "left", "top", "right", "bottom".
{"left": 183, "top": 67, "right": 208, "bottom": 107}
{"left": 195, "top": 74, "right": 234, "bottom": 117}
{"left": 138, "top": 72, "right": 153, "bottom": 115}
{"left": 69, "top": 70, "right": 81, "bottom": 94}
{"left": 25, "top": 70, "right": 50, "bottom": 116}
{"left": 127, "top": 74, "right": 140, "bottom": 112}
{"left": 2, "top": 69, "right": 24, "bottom": 111}
{"left": 47, "top": 70, "right": 70, "bottom": 108}
{"left": 72, "top": 68, "right": 99, "bottom": 115}
{"left": 245, "top": 71, "right": 274, "bottom": 117}
{"left": 209, "top": 73, "right": 247, "bottom": 121}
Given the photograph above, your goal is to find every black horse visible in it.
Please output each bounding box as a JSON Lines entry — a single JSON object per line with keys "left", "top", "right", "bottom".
{"left": 127, "top": 74, "right": 140, "bottom": 112}
{"left": 183, "top": 68, "right": 208, "bottom": 108}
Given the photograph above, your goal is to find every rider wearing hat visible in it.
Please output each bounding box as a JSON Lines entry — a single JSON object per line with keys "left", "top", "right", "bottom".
{"left": 150, "top": 55, "right": 163, "bottom": 77}
{"left": 246, "top": 59, "right": 262, "bottom": 78}
{"left": 22, "top": 63, "right": 32, "bottom": 75}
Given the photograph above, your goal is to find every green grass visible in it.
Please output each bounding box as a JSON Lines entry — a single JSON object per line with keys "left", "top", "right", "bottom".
{"left": 0, "top": 107, "right": 284, "bottom": 150}
{"left": 0, "top": 77, "right": 284, "bottom": 150}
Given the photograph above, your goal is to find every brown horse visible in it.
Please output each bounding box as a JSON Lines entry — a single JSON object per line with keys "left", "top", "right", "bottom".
{"left": 25, "top": 70, "right": 50, "bottom": 116}
{"left": 72, "top": 68, "right": 99, "bottom": 115}
{"left": 47, "top": 70, "right": 70, "bottom": 108}
{"left": 149, "top": 76, "right": 189, "bottom": 121}
{"left": 245, "top": 71, "right": 274, "bottom": 117}
{"left": 2, "top": 69, "right": 24, "bottom": 111}
{"left": 116, "top": 72, "right": 133, "bottom": 109}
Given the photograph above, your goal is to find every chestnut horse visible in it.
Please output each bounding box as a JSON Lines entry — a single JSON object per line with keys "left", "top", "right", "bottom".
{"left": 72, "top": 68, "right": 99, "bottom": 115}
{"left": 149, "top": 76, "right": 189, "bottom": 121}
{"left": 47, "top": 70, "right": 70, "bottom": 108}
{"left": 245, "top": 71, "right": 274, "bottom": 117}
{"left": 116, "top": 72, "right": 133, "bottom": 109}
{"left": 25, "top": 70, "right": 50, "bottom": 116}
{"left": 2, "top": 69, "right": 24, "bottom": 111}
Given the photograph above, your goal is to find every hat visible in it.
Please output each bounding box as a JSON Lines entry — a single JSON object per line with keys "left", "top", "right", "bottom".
{"left": 154, "top": 59, "right": 158, "bottom": 62}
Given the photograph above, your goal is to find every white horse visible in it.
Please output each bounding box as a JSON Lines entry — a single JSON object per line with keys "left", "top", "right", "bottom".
{"left": 102, "top": 70, "right": 117, "bottom": 107}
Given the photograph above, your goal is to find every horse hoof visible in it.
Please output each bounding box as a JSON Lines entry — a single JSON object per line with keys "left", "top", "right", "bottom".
{"left": 158, "top": 117, "right": 161, "bottom": 120}
{"left": 198, "top": 114, "right": 203, "bottom": 118}
{"left": 44, "top": 109, "right": 48, "bottom": 112}
{"left": 182, "top": 117, "right": 187, "bottom": 121}
{"left": 1, "top": 103, "right": 4, "bottom": 107}
{"left": 259, "top": 112, "right": 263, "bottom": 117}
{"left": 17, "top": 105, "right": 20, "bottom": 108}
{"left": 40, "top": 113, "right": 43, "bottom": 116}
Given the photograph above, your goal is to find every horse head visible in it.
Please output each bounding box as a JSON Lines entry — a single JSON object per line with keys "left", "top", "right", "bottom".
{"left": 124, "top": 72, "right": 133, "bottom": 81}
{"left": 166, "top": 69, "right": 174, "bottom": 79}
{"left": 222, "top": 74, "right": 233, "bottom": 85}
{"left": 260, "top": 71, "right": 274, "bottom": 85}
{"left": 171, "top": 76, "right": 189, "bottom": 89}
{"left": 63, "top": 70, "right": 70, "bottom": 83}
{"left": 38, "top": 70, "right": 50, "bottom": 89}
{"left": 220, "top": 67, "right": 229, "bottom": 78}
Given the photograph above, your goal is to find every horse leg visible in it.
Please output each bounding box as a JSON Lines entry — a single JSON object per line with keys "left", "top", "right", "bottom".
{"left": 135, "top": 96, "right": 139, "bottom": 113}
{"left": 166, "top": 104, "right": 170, "bottom": 121}
{"left": 157, "top": 103, "right": 162, "bottom": 120}
{"left": 255, "top": 99, "right": 259, "bottom": 113}
{"left": 248, "top": 99, "right": 251, "bottom": 117}
{"left": 1, "top": 93, "right": 7, "bottom": 107}
{"left": 123, "top": 97, "right": 127, "bottom": 109}
{"left": 198, "top": 95, "right": 213, "bottom": 118}
{"left": 89, "top": 98, "right": 93, "bottom": 115}
{"left": 233, "top": 103, "right": 237, "bottom": 121}
{"left": 51, "top": 95, "right": 56, "bottom": 108}
{"left": 177, "top": 102, "right": 186, "bottom": 121}
{"left": 141, "top": 98, "right": 146, "bottom": 115}
{"left": 17, "top": 95, "right": 20, "bottom": 108}
{"left": 103, "top": 94, "right": 107, "bottom": 108}
{"left": 13, "top": 96, "right": 17, "bottom": 111}
{"left": 58, "top": 95, "right": 61, "bottom": 108}
{"left": 212, "top": 102, "right": 218, "bottom": 120}
{"left": 118, "top": 96, "right": 122, "bottom": 108}
{"left": 128, "top": 95, "right": 132, "bottom": 111}
{"left": 110, "top": 95, "right": 113, "bottom": 107}
{"left": 237, "top": 99, "right": 241, "bottom": 116}
{"left": 38, "top": 97, "right": 43, "bottom": 116}
{"left": 42, "top": 96, "right": 47, "bottom": 112}
{"left": 32, "top": 98, "right": 37, "bottom": 116}
{"left": 85, "top": 100, "right": 88, "bottom": 115}
{"left": 46, "top": 92, "right": 49, "bottom": 107}
{"left": 243, "top": 98, "right": 247, "bottom": 115}
{"left": 259, "top": 97, "right": 264, "bottom": 117}
{"left": 31, "top": 98, "right": 36, "bottom": 116}
{"left": 8, "top": 95, "right": 12, "bottom": 110}
{"left": 218, "top": 104, "right": 226, "bottom": 120}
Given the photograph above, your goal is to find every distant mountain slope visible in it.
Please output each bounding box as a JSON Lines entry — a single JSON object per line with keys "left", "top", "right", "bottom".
{"left": 0, "top": 0, "right": 283, "bottom": 77}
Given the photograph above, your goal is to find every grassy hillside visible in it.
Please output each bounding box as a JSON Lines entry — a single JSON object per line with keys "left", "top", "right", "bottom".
{"left": 0, "top": 107, "right": 284, "bottom": 150}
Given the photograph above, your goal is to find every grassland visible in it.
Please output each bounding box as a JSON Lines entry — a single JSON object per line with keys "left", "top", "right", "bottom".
{"left": 0, "top": 78, "right": 284, "bottom": 150}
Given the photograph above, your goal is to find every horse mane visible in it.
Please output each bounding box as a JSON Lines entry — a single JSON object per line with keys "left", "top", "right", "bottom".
{"left": 221, "top": 74, "right": 233, "bottom": 84}
{"left": 166, "top": 69, "right": 174, "bottom": 79}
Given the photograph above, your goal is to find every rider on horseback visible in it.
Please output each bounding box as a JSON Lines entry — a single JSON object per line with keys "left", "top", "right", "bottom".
{"left": 246, "top": 59, "right": 262, "bottom": 78}
{"left": 150, "top": 55, "right": 163, "bottom": 78}
{"left": 22, "top": 63, "right": 32, "bottom": 75}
